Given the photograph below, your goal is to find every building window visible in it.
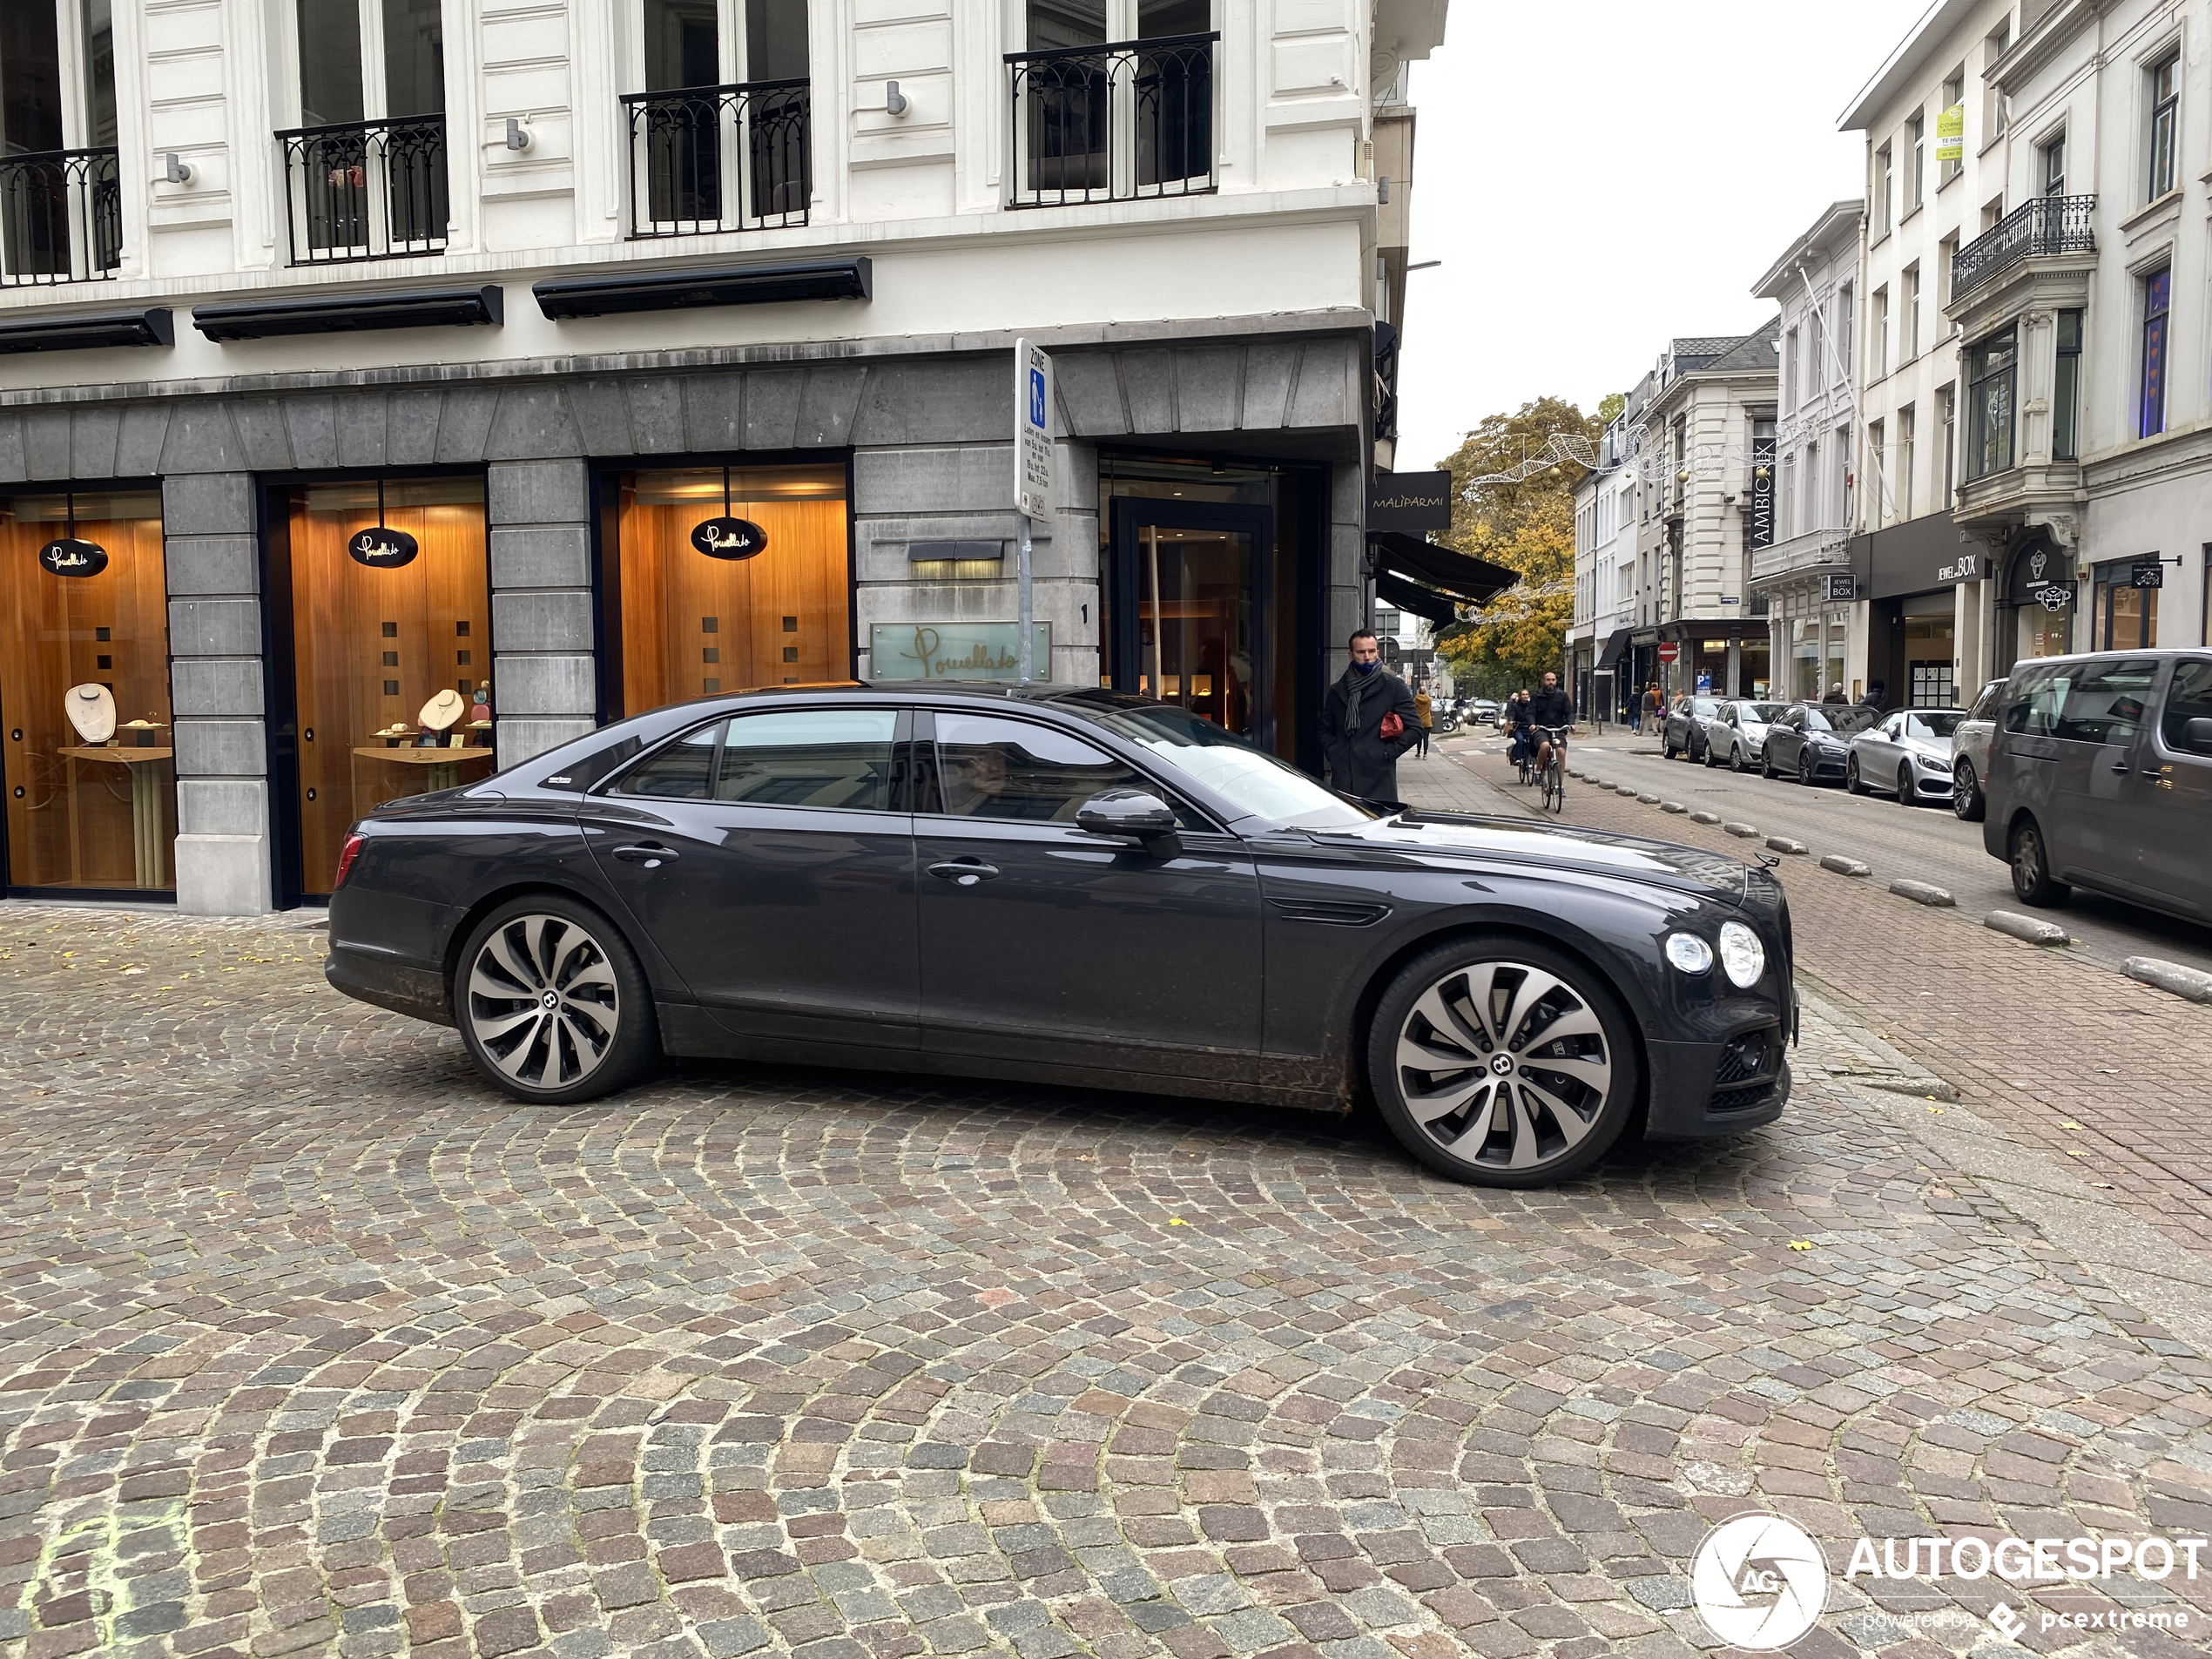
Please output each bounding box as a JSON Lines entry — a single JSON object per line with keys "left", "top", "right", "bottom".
{"left": 1909, "top": 110, "right": 1925, "bottom": 210}
{"left": 1984, "top": 21, "right": 2010, "bottom": 138}
{"left": 2054, "top": 308, "right": 2082, "bottom": 458}
{"left": 1903, "top": 264, "right": 1920, "bottom": 361}
{"left": 2094, "top": 562, "right": 2159, "bottom": 649}
{"left": 1897, "top": 404, "right": 1916, "bottom": 521}
{"left": 2040, "top": 131, "right": 2066, "bottom": 195}
{"left": 1878, "top": 144, "right": 1893, "bottom": 234}
{"left": 1867, "top": 419, "right": 1885, "bottom": 523}
{"left": 1804, "top": 439, "right": 1820, "bottom": 529}
{"left": 1937, "top": 385, "right": 1955, "bottom": 504}
{"left": 2141, "top": 267, "right": 2170, "bottom": 439}
{"left": 2149, "top": 52, "right": 2180, "bottom": 200}
{"left": 1937, "top": 233, "right": 1958, "bottom": 319}
{"left": 1783, "top": 329, "right": 1798, "bottom": 414}
{"left": 1837, "top": 284, "right": 1853, "bottom": 380}
{"left": 1808, "top": 306, "right": 1826, "bottom": 400}
{"left": 1966, "top": 327, "right": 2016, "bottom": 479}
{"left": 1834, "top": 423, "right": 1852, "bottom": 523}
{"left": 1778, "top": 451, "right": 1797, "bottom": 538}
{"left": 2204, "top": 544, "right": 2212, "bottom": 646}
{"left": 1872, "top": 286, "right": 1889, "bottom": 376}
{"left": 1014, "top": 0, "right": 1216, "bottom": 206}
{"left": 1941, "top": 70, "right": 1965, "bottom": 184}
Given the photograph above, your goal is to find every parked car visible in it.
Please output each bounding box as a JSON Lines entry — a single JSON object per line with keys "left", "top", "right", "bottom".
{"left": 1468, "top": 698, "right": 1501, "bottom": 728}
{"left": 1662, "top": 696, "right": 1723, "bottom": 760}
{"left": 1950, "top": 679, "right": 2005, "bottom": 820}
{"left": 1761, "top": 703, "right": 1882, "bottom": 784}
{"left": 1704, "top": 701, "right": 1787, "bottom": 772}
{"left": 1845, "top": 708, "right": 1966, "bottom": 803}
{"left": 1985, "top": 651, "right": 2212, "bottom": 919}
{"left": 326, "top": 683, "right": 1796, "bottom": 1189}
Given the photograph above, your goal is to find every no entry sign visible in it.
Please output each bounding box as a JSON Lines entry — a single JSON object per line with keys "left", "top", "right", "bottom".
{"left": 1656, "top": 642, "right": 1680, "bottom": 664}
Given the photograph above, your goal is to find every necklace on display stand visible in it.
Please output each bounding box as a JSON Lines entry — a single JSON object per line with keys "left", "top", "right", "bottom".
{"left": 65, "top": 683, "right": 118, "bottom": 745}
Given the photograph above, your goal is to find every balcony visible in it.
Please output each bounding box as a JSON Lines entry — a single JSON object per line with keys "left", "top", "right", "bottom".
{"left": 0, "top": 148, "right": 121, "bottom": 287}
{"left": 1951, "top": 194, "right": 2094, "bottom": 300}
{"left": 1750, "top": 524, "right": 1850, "bottom": 585}
{"left": 1007, "top": 32, "right": 1217, "bottom": 207}
{"left": 277, "top": 117, "right": 447, "bottom": 265}
{"left": 624, "top": 80, "right": 810, "bottom": 239}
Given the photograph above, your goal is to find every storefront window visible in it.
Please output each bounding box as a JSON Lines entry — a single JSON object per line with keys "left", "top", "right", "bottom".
{"left": 274, "top": 478, "right": 491, "bottom": 898}
{"left": 608, "top": 465, "right": 850, "bottom": 718}
{"left": 2093, "top": 566, "right": 2158, "bottom": 650}
{"left": 1, "top": 491, "right": 172, "bottom": 893}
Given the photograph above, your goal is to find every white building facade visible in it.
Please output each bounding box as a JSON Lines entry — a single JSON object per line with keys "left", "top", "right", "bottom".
{"left": 0, "top": 0, "right": 1447, "bottom": 914}
{"left": 1750, "top": 200, "right": 1863, "bottom": 704}
{"left": 1568, "top": 426, "right": 1635, "bottom": 721}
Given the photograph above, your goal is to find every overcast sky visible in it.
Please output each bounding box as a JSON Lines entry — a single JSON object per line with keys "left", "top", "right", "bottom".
{"left": 1393, "top": 0, "right": 1937, "bottom": 472}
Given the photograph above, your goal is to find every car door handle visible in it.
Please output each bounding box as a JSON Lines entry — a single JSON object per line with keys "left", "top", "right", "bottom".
{"left": 2111, "top": 762, "right": 2133, "bottom": 775}
{"left": 928, "top": 859, "right": 1000, "bottom": 887}
{"left": 612, "top": 843, "right": 679, "bottom": 866}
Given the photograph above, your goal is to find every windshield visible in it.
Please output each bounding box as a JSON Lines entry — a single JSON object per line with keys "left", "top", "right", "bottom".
{"left": 1085, "top": 704, "right": 1375, "bottom": 828}
{"left": 1825, "top": 706, "right": 1882, "bottom": 735}
{"left": 1740, "top": 703, "right": 1784, "bottom": 722}
{"left": 1905, "top": 711, "right": 1964, "bottom": 739}
{"left": 1800, "top": 708, "right": 1833, "bottom": 732}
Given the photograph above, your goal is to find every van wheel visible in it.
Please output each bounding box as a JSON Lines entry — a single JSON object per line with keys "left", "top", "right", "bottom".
{"left": 455, "top": 896, "right": 659, "bottom": 1103}
{"left": 1952, "top": 760, "right": 1986, "bottom": 821}
{"left": 1366, "top": 939, "right": 1642, "bottom": 1189}
{"left": 2008, "top": 819, "right": 2071, "bottom": 908}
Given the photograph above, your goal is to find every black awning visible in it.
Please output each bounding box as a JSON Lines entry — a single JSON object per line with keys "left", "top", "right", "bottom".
{"left": 193, "top": 286, "right": 502, "bottom": 341}
{"left": 1596, "top": 627, "right": 1632, "bottom": 671}
{"left": 533, "top": 257, "right": 872, "bottom": 320}
{"left": 1369, "top": 529, "right": 1519, "bottom": 605}
{"left": 1374, "top": 568, "right": 1459, "bottom": 624}
{"left": 0, "top": 307, "right": 172, "bottom": 354}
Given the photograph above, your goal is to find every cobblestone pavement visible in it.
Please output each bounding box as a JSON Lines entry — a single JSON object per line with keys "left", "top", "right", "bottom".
{"left": 3, "top": 903, "right": 2212, "bottom": 1659}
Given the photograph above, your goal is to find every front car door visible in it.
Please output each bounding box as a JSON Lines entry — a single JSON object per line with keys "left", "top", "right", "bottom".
{"left": 1860, "top": 713, "right": 1905, "bottom": 789}
{"left": 582, "top": 705, "right": 920, "bottom": 1055}
{"left": 1770, "top": 707, "right": 1806, "bottom": 773}
{"left": 914, "top": 708, "right": 1264, "bottom": 1086}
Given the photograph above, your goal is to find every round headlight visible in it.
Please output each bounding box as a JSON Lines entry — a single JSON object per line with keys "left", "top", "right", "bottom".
{"left": 1665, "top": 932, "right": 1714, "bottom": 974}
{"left": 1718, "top": 921, "right": 1766, "bottom": 988}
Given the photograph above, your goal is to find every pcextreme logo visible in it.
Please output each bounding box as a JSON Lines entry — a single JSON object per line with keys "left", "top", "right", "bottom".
{"left": 1690, "top": 1514, "right": 1829, "bottom": 1650}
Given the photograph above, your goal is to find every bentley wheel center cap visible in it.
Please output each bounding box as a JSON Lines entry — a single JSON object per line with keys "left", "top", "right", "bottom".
{"left": 541, "top": 991, "right": 560, "bottom": 1010}
{"left": 1490, "top": 1054, "right": 1515, "bottom": 1076}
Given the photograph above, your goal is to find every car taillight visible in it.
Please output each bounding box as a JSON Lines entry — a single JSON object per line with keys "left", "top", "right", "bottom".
{"left": 332, "top": 832, "right": 365, "bottom": 890}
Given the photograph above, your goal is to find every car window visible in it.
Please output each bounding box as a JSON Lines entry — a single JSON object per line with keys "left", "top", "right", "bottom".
{"left": 1084, "top": 701, "right": 1368, "bottom": 827}
{"left": 610, "top": 722, "right": 723, "bottom": 798}
{"left": 1744, "top": 703, "right": 1784, "bottom": 721}
{"left": 716, "top": 709, "right": 897, "bottom": 810}
{"left": 1966, "top": 681, "right": 2003, "bottom": 722}
{"left": 934, "top": 712, "right": 1190, "bottom": 826}
{"left": 1827, "top": 707, "right": 1881, "bottom": 736}
{"left": 1802, "top": 709, "right": 1831, "bottom": 732}
{"left": 2159, "top": 658, "right": 2212, "bottom": 752}
{"left": 1691, "top": 698, "right": 1719, "bottom": 716}
{"left": 2053, "top": 659, "right": 2158, "bottom": 745}
{"left": 1906, "top": 712, "right": 1962, "bottom": 740}
{"left": 2003, "top": 664, "right": 2060, "bottom": 735}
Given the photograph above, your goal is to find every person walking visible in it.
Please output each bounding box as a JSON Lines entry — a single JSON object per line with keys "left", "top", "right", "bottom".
{"left": 1320, "top": 630, "right": 1420, "bottom": 803}
{"left": 1641, "top": 682, "right": 1661, "bottom": 735}
{"left": 1413, "top": 685, "right": 1433, "bottom": 757}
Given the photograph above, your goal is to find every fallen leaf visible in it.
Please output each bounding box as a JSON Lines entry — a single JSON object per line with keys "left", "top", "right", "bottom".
{"left": 1789, "top": 1241, "right": 1812, "bottom": 1251}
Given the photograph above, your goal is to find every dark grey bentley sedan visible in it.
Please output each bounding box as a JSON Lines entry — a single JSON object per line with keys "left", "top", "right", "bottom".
{"left": 326, "top": 685, "right": 1794, "bottom": 1187}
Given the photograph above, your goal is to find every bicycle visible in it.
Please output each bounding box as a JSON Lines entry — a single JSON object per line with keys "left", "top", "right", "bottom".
{"left": 1535, "top": 725, "right": 1568, "bottom": 812}
{"left": 1512, "top": 729, "right": 1535, "bottom": 786}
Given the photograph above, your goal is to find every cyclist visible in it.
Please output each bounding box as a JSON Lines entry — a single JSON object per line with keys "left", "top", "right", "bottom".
{"left": 1504, "top": 689, "right": 1534, "bottom": 774}
{"left": 1528, "top": 671, "right": 1575, "bottom": 777}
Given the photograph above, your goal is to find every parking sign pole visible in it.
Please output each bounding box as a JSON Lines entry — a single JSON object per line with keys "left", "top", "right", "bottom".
{"left": 1017, "top": 515, "right": 1034, "bottom": 684}
{"left": 1014, "top": 339, "right": 1055, "bottom": 686}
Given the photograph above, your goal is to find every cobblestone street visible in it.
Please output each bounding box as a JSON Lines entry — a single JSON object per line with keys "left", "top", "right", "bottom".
{"left": 2, "top": 887, "right": 2211, "bottom": 1659}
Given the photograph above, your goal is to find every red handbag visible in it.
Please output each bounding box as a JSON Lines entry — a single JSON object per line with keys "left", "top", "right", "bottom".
{"left": 1379, "top": 712, "right": 1405, "bottom": 742}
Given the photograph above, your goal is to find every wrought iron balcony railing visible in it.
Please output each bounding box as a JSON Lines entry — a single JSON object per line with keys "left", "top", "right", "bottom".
{"left": 1951, "top": 194, "right": 2095, "bottom": 299}
{"left": 0, "top": 147, "right": 121, "bottom": 287}
{"left": 1007, "top": 31, "right": 1217, "bottom": 207}
{"left": 277, "top": 115, "right": 448, "bottom": 265}
{"left": 623, "top": 79, "right": 810, "bottom": 238}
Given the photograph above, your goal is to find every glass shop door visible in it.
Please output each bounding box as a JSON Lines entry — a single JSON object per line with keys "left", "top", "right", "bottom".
{"left": 1108, "top": 500, "right": 1275, "bottom": 752}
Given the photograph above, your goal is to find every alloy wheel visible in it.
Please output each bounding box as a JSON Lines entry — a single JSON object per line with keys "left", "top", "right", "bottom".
{"left": 1952, "top": 762, "right": 1980, "bottom": 820}
{"left": 1391, "top": 961, "right": 1615, "bottom": 1175}
{"left": 465, "top": 913, "right": 624, "bottom": 1089}
{"left": 1898, "top": 765, "right": 1915, "bottom": 805}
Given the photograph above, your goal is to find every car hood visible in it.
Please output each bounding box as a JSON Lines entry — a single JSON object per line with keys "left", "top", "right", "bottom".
{"left": 1306, "top": 813, "right": 1750, "bottom": 903}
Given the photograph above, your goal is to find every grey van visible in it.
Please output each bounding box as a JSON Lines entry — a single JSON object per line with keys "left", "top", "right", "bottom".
{"left": 1984, "top": 651, "right": 2212, "bottom": 918}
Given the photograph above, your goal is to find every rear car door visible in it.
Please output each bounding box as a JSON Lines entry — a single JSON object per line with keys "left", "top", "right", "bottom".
{"left": 582, "top": 705, "right": 920, "bottom": 1055}
{"left": 2124, "top": 658, "right": 2212, "bottom": 917}
{"left": 914, "top": 709, "right": 1263, "bottom": 1085}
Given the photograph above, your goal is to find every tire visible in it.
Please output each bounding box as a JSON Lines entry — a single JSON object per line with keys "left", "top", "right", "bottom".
{"left": 1760, "top": 747, "right": 1777, "bottom": 780}
{"left": 1730, "top": 742, "right": 1749, "bottom": 774}
{"left": 1703, "top": 739, "right": 1720, "bottom": 767}
{"left": 455, "top": 896, "right": 658, "bottom": 1103}
{"left": 1898, "top": 765, "right": 1916, "bottom": 806}
{"left": 2008, "top": 818, "right": 2072, "bottom": 907}
{"left": 1952, "top": 760, "right": 1986, "bottom": 822}
{"left": 1662, "top": 732, "right": 1677, "bottom": 759}
{"left": 1845, "top": 755, "right": 1868, "bottom": 795}
{"left": 1797, "top": 752, "right": 1816, "bottom": 786}
{"left": 1366, "top": 938, "right": 1642, "bottom": 1188}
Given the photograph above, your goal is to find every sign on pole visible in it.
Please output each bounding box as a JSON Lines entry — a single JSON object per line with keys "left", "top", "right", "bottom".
{"left": 1656, "top": 642, "right": 1680, "bottom": 665}
{"left": 1013, "top": 340, "right": 1054, "bottom": 683}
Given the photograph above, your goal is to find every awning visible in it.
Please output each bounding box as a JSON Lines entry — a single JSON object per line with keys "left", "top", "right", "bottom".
{"left": 1368, "top": 529, "right": 1520, "bottom": 609}
{"left": 1374, "top": 568, "right": 1460, "bottom": 624}
{"left": 1596, "top": 627, "right": 1632, "bottom": 671}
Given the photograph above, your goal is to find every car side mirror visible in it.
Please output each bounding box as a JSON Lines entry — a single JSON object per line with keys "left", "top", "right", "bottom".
{"left": 2185, "top": 717, "right": 2212, "bottom": 754}
{"left": 1076, "top": 787, "right": 1183, "bottom": 856}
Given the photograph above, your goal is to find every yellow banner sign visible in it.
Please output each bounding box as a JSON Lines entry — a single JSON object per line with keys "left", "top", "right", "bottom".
{"left": 1936, "top": 104, "right": 1965, "bottom": 165}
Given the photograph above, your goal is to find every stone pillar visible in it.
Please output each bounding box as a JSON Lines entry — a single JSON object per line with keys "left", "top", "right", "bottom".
{"left": 488, "top": 460, "right": 598, "bottom": 768}
{"left": 165, "top": 471, "right": 273, "bottom": 916}
{"left": 1328, "top": 461, "right": 1365, "bottom": 678}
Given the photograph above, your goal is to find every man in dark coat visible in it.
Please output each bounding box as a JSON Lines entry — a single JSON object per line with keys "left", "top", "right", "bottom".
{"left": 1320, "top": 629, "right": 1420, "bottom": 803}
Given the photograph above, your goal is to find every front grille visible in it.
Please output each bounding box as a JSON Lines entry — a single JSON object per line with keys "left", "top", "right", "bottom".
{"left": 1711, "top": 1080, "right": 1781, "bottom": 1115}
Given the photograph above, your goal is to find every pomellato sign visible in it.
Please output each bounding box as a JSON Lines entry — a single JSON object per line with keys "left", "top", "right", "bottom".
{"left": 691, "top": 516, "right": 767, "bottom": 560}
{"left": 347, "top": 526, "right": 420, "bottom": 568}
{"left": 37, "top": 537, "right": 108, "bottom": 577}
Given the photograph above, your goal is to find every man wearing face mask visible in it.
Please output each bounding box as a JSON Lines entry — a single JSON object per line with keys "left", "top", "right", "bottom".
{"left": 1319, "top": 629, "right": 1420, "bottom": 804}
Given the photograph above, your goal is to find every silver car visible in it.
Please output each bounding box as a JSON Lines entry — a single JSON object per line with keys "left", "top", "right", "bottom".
{"left": 1703, "top": 700, "right": 1787, "bottom": 772}
{"left": 1846, "top": 708, "right": 1966, "bottom": 805}
{"left": 1949, "top": 679, "right": 2004, "bottom": 820}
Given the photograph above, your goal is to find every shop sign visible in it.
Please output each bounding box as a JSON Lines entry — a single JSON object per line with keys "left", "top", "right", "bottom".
{"left": 347, "top": 526, "right": 420, "bottom": 568}
{"left": 872, "top": 622, "right": 1053, "bottom": 681}
{"left": 1368, "top": 470, "right": 1453, "bottom": 533}
{"left": 2131, "top": 558, "right": 2165, "bottom": 590}
{"left": 691, "top": 516, "right": 768, "bottom": 560}
{"left": 1747, "top": 435, "right": 1776, "bottom": 550}
{"left": 1015, "top": 338, "right": 1055, "bottom": 521}
{"left": 1936, "top": 553, "right": 1984, "bottom": 583}
{"left": 1824, "top": 572, "right": 1858, "bottom": 601}
{"left": 37, "top": 537, "right": 108, "bottom": 577}
{"left": 2008, "top": 540, "right": 2073, "bottom": 611}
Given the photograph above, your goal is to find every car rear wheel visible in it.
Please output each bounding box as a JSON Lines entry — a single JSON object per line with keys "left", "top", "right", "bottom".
{"left": 2008, "top": 819, "right": 2071, "bottom": 907}
{"left": 1952, "top": 760, "right": 1985, "bottom": 821}
{"left": 1845, "top": 755, "right": 1868, "bottom": 795}
{"left": 1367, "top": 939, "right": 1641, "bottom": 1188}
{"left": 456, "top": 897, "right": 658, "bottom": 1103}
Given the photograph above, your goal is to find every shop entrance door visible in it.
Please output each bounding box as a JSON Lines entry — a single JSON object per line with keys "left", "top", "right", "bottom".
{"left": 1109, "top": 501, "right": 1275, "bottom": 751}
{"left": 1903, "top": 596, "right": 1958, "bottom": 706}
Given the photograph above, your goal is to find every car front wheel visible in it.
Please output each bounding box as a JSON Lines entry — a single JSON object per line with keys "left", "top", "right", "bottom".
{"left": 456, "top": 897, "right": 658, "bottom": 1103}
{"left": 2009, "top": 819, "right": 2072, "bottom": 908}
{"left": 1367, "top": 939, "right": 1641, "bottom": 1188}
{"left": 1845, "top": 755, "right": 1868, "bottom": 795}
{"left": 1952, "top": 760, "right": 1985, "bottom": 821}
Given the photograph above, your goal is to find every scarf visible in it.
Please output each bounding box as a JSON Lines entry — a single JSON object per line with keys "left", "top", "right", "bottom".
{"left": 1340, "top": 662, "right": 1380, "bottom": 735}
